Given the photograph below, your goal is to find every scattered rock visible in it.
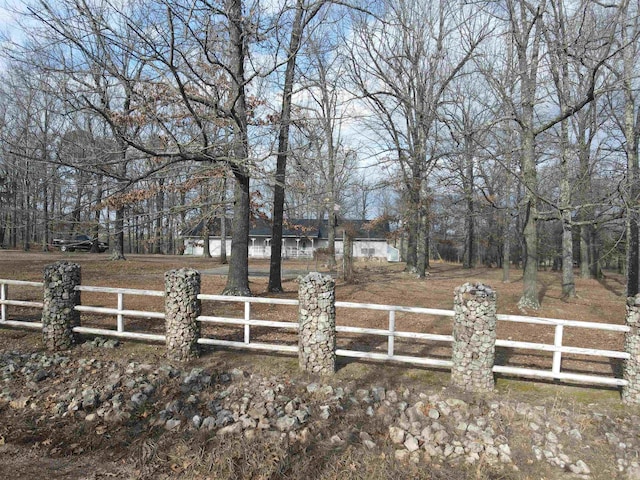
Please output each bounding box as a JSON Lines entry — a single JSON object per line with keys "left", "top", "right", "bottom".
{"left": 165, "top": 419, "right": 181, "bottom": 430}
{"left": 389, "top": 426, "right": 405, "bottom": 444}
{"left": 1, "top": 348, "right": 638, "bottom": 478}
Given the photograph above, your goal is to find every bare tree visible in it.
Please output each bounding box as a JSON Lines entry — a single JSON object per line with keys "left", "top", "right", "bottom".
{"left": 268, "top": 0, "right": 326, "bottom": 292}
{"left": 483, "top": 0, "right": 621, "bottom": 308}
{"left": 349, "top": 0, "right": 490, "bottom": 278}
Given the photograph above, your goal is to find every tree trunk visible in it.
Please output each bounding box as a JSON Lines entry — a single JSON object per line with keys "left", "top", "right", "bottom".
{"left": 22, "top": 174, "right": 30, "bottom": 251}
{"left": 153, "top": 178, "right": 165, "bottom": 254}
{"left": 625, "top": 58, "right": 639, "bottom": 294}
{"left": 327, "top": 209, "right": 336, "bottom": 269}
{"left": 202, "top": 222, "right": 211, "bottom": 258}
{"left": 90, "top": 175, "right": 103, "bottom": 253}
{"left": 224, "top": 172, "right": 251, "bottom": 295}
{"left": 559, "top": 118, "right": 575, "bottom": 298}
{"left": 518, "top": 128, "right": 540, "bottom": 309}
{"left": 343, "top": 231, "right": 354, "bottom": 283}
{"left": 223, "top": 0, "right": 251, "bottom": 296}
{"left": 42, "top": 170, "right": 50, "bottom": 251}
{"left": 589, "top": 229, "right": 600, "bottom": 279}
{"left": 561, "top": 213, "right": 575, "bottom": 296}
{"left": 404, "top": 187, "right": 419, "bottom": 273}
{"left": 110, "top": 144, "right": 127, "bottom": 260}
{"left": 416, "top": 179, "right": 429, "bottom": 278}
{"left": 111, "top": 205, "right": 126, "bottom": 260}
{"left": 502, "top": 219, "right": 511, "bottom": 282}
{"left": 268, "top": 0, "right": 306, "bottom": 292}
{"left": 220, "top": 206, "right": 228, "bottom": 264}
{"left": 502, "top": 174, "right": 512, "bottom": 282}
{"left": 463, "top": 142, "right": 474, "bottom": 269}
{"left": 220, "top": 178, "right": 228, "bottom": 264}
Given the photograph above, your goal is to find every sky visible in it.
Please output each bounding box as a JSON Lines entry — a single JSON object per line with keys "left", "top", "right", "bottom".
{"left": 0, "top": 1, "right": 22, "bottom": 38}
{"left": 0, "top": 1, "right": 24, "bottom": 71}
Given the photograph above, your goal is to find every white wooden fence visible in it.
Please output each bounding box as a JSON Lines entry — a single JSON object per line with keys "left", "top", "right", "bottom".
{"left": 0, "top": 277, "right": 630, "bottom": 388}
{"left": 0, "top": 279, "right": 44, "bottom": 330}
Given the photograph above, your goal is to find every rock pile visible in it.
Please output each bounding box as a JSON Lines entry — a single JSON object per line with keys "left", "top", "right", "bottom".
{"left": 1, "top": 343, "right": 639, "bottom": 478}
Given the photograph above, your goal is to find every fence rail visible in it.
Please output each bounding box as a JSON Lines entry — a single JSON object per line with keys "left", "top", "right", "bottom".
{"left": 0, "top": 277, "right": 631, "bottom": 389}
{"left": 74, "top": 285, "right": 165, "bottom": 334}
{"left": 0, "top": 279, "right": 44, "bottom": 325}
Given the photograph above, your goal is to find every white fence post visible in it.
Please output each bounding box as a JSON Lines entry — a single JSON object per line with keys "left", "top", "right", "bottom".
{"left": 244, "top": 301, "right": 251, "bottom": 344}
{"left": 1, "top": 282, "right": 6, "bottom": 322}
{"left": 117, "top": 292, "right": 124, "bottom": 333}
{"left": 552, "top": 324, "right": 564, "bottom": 378}
{"left": 388, "top": 310, "right": 395, "bottom": 357}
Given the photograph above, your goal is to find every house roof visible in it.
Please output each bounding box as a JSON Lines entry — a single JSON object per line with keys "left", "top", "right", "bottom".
{"left": 185, "top": 217, "right": 390, "bottom": 240}
{"left": 250, "top": 218, "right": 323, "bottom": 238}
{"left": 335, "top": 219, "right": 390, "bottom": 239}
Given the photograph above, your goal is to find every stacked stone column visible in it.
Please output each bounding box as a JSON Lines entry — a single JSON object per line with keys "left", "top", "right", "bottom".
{"left": 165, "top": 268, "right": 201, "bottom": 361}
{"left": 298, "top": 272, "right": 336, "bottom": 375}
{"left": 42, "top": 261, "right": 81, "bottom": 351}
{"left": 451, "top": 283, "right": 497, "bottom": 393}
{"left": 623, "top": 295, "right": 640, "bottom": 404}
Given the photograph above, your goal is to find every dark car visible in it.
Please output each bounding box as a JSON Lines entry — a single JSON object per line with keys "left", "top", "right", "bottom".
{"left": 53, "top": 235, "right": 109, "bottom": 253}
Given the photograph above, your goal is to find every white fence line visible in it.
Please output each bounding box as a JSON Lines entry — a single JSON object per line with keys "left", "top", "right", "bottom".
{"left": 496, "top": 313, "right": 631, "bottom": 331}
{"left": 0, "top": 279, "right": 44, "bottom": 323}
{"left": 72, "top": 326, "right": 166, "bottom": 343}
{"left": 0, "top": 278, "right": 631, "bottom": 388}
{"left": 197, "top": 293, "right": 298, "bottom": 351}
{"left": 74, "top": 285, "right": 165, "bottom": 333}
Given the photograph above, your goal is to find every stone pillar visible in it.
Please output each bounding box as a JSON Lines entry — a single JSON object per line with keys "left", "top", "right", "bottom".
{"left": 298, "top": 272, "right": 336, "bottom": 375}
{"left": 623, "top": 295, "right": 640, "bottom": 404}
{"left": 165, "top": 268, "right": 201, "bottom": 361}
{"left": 451, "top": 283, "right": 497, "bottom": 393}
{"left": 42, "top": 261, "right": 81, "bottom": 351}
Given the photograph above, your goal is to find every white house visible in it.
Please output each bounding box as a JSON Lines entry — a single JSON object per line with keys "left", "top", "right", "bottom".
{"left": 183, "top": 218, "right": 396, "bottom": 261}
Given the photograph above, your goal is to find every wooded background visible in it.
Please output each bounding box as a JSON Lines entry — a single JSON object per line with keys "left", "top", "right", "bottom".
{"left": 0, "top": 0, "right": 638, "bottom": 306}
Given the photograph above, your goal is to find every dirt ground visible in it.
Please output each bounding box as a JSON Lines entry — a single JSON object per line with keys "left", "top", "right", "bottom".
{"left": 0, "top": 250, "right": 634, "bottom": 479}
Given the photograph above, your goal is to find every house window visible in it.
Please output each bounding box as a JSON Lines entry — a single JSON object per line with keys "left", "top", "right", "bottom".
{"left": 362, "top": 247, "right": 376, "bottom": 256}
{"left": 302, "top": 240, "right": 307, "bottom": 249}
{"left": 265, "top": 239, "right": 270, "bottom": 246}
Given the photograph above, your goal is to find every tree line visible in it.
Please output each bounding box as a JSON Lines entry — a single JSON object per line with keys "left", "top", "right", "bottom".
{"left": 0, "top": 0, "right": 638, "bottom": 308}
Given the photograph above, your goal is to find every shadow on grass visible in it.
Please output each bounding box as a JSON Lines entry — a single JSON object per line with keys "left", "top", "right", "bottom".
{"left": 598, "top": 274, "right": 626, "bottom": 298}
